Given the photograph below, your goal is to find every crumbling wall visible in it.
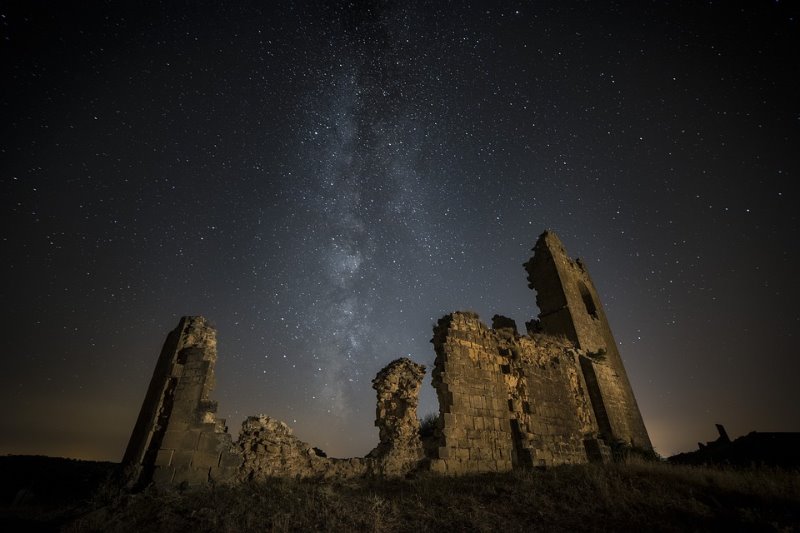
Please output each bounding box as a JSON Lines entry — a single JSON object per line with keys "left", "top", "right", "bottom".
{"left": 237, "top": 359, "right": 428, "bottom": 480}
{"left": 505, "top": 335, "right": 600, "bottom": 467}
{"left": 127, "top": 322, "right": 429, "bottom": 485}
{"left": 123, "top": 317, "right": 241, "bottom": 487}
{"left": 237, "top": 415, "right": 368, "bottom": 480}
{"left": 368, "top": 358, "right": 426, "bottom": 475}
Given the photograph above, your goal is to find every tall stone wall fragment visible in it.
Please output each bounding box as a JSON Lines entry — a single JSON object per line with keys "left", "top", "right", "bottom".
{"left": 524, "top": 231, "right": 652, "bottom": 450}
{"left": 122, "top": 316, "right": 241, "bottom": 488}
{"left": 430, "top": 312, "right": 515, "bottom": 474}
{"left": 368, "top": 358, "right": 426, "bottom": 476}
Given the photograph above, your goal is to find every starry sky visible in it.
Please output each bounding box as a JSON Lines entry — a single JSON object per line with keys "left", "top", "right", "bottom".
{"left": 2, "top": 1, "right": 798, "bottom": 462}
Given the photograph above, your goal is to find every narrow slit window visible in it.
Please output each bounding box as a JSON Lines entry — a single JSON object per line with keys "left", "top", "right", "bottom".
{"left": 578, "top": 281, "right": 598, "bottom": 319}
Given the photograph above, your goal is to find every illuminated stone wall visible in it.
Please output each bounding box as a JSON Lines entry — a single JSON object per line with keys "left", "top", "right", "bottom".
{"left": 124, "top": 231, "right": 651, "bottom": 485}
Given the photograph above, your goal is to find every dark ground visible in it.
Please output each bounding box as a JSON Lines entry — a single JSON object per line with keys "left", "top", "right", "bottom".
{"left": 1, "top": 455, "right": 798, "bottom": 532}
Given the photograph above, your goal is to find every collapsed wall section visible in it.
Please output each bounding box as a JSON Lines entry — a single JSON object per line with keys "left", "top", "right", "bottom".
{"left": 126, "top": 321, "right": 430, "bottom": 486}
{"left": 238, "top": 415, "right": 369, "bottom": 479}
{"left": 238, "top": 358, "right": 428, "bottom": 480}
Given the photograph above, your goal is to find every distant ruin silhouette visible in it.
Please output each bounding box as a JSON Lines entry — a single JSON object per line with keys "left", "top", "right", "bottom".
{"left": 670, "top": 424, "right": 800, "bottom": 469}
{"left": 123, "top": 231, "right": 652, "bottom": 487}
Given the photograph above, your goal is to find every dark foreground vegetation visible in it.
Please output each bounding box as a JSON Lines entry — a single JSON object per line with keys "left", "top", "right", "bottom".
{"left": 2, "top": 456, "right": 798, "bottom": 532}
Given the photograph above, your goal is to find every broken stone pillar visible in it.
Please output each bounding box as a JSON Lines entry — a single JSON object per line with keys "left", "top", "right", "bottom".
{"left": 122, "top": 316, "right": 241, "bottom": 488}
{"left": 368, "top": 358, "right": 427, "bottom": 476}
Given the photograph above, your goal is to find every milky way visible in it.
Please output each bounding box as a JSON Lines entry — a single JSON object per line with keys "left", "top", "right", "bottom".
{"left": 2, "top": 1, "right": 798, "bottom": 460}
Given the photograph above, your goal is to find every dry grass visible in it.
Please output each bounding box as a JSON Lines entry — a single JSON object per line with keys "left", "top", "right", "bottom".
{"left": 54, "top": 459, "right": 799, "bottom": 532}
{"left": 1, "top": 457, "right": 795, "bottom": 532}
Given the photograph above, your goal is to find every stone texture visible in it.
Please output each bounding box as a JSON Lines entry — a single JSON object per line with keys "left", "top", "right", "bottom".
{"left": 428, "top": 312, "right": 614, "bottom": 473}
{"left": 524, "top": 231, "right": 651, "bottom": 450}
{"left": 122, "top": 316, "right": 241, "bottom": 488}
{"left": 367, "top": 358, "right": 426, "bottom": 476}
{"left": 428, "top": 230, "right": 651, "bottom": 474}
{"left": 430, "top": 312, "right": 516, "bottom": 474}
{"left": 237, "top": 415, "right": 369, "bottom": 480}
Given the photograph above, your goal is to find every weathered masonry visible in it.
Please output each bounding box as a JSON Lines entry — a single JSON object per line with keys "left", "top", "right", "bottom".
{"left": 122, "top": 316, "right": 241, "bottom": 487}
{"left": 122, "top": 230, "right": 651, "bottom": 485}
{"left": 428, "top": 231, "right": 651, "bottom": 473}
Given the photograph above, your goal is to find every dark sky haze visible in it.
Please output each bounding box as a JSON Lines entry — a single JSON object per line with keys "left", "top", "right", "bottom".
{"left": 2, "top": 1, "right": 799, "bottom": 461}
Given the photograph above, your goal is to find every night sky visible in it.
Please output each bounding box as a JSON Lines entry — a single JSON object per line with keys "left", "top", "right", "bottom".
{"left": 2, "top": 1, "right": 798, "bottom": 462}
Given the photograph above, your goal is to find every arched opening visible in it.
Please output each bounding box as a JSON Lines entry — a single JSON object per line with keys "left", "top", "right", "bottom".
{"left": 578, "top": 281, "right": 598, "bottom": 319}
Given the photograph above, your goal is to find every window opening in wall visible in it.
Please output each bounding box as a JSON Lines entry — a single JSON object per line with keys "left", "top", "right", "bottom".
{"left": 578, "top": 281, "right": 598, "bottom": 319}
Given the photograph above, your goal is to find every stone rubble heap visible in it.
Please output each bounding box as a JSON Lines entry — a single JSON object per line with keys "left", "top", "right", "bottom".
{"left": 237, "top": 415, "right": 368, "bottom": 480}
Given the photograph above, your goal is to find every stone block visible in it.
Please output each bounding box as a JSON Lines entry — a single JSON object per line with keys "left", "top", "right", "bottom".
{"left": 192, "top": 450, "right": 221, "bottom": 469}
{"left": 198, "top": 431, "right": 223, "bottom": 454}
{"left": 429, "top": 459, "right": 447, "bottom": 474}
{"left": 165, "top": 420, "right": 190, "bottom": 432}
{"left": 155, "top": 448, "right": 174, "bottom": 467}
{"left": 171, "top": 450, "right": 195, "bottom": 469}
{"left": 161, "top": 431, "right": 184, "bottom": 450}
{"left": 220, "top": 451, "right": 243, "bottom": 469}
{"left": 151, "top": 466, "right": 175, "bottom": 485}
{"left": 179, "top": 430, "right": 202, "bottom": 450}
{"left": 182, "top": 466, "right": 211, "bottom": 486}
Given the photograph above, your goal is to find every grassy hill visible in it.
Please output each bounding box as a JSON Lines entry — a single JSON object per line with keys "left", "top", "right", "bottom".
{"left": 2, "top": 456, "right": 798, "bottom": 532}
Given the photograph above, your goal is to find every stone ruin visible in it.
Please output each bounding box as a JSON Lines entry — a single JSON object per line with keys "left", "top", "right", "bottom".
{"left": 122, "top": 231, "right": 652, "bottom": 487}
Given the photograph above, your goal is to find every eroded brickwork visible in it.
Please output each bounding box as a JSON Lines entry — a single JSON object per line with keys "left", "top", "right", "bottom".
{"left": 429, "top": 312, "right": 608, "bottom": 473}
{"left": 430, "top": 313, "right": 515, "bottom": 474}
{"left": 524, "top": 231, "right": 651, "bottom": 450}
{"left": 123, "top": 317, "right": 241, "bottom": 487}
{"left": 238, "top": 415, "right": 368, "bottom": 479}
{"left": 505, "top": 335, "right": 599, "bottom": 467}
{"left": 237, "top": 359, "right": 428, "bottom": 480}
{"left": 368, "top": 358, "right": 426, "bottom": 475}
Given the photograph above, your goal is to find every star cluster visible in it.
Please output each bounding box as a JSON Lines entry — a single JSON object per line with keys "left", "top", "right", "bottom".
{"left": 1, "top": 1, "right": 798, "bottom": 460}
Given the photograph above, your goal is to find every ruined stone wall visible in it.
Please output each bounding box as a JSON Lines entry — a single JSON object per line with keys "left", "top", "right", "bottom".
{"left": 430, "top": 313, "right": 516, "bottom": 474}
{"left": 429, "top": 312, "right": 605, "bottom": 473}
{"left": 238, "top": 358, "right": 426, "bottom": 480}
{"left": 127, "top": 324, "right": 430, "bottom": 485}
{"left": 507, "top": 335, "right": 599, "bottom": 467}
{"left": 124, "top": 229, "right": 651, "bottom": 486}
{"left": 368, "top": 358, "right": 426, "bottom": 475}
